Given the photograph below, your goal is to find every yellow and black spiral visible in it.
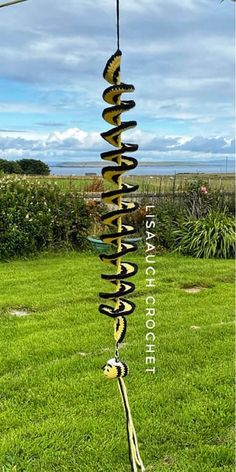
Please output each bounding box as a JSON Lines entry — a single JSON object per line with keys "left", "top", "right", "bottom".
{"left": 99, "top": 48, "right": 145, "bottom": 472}
{"left": 99, "top": 48, "right": 139, "bottom": 324}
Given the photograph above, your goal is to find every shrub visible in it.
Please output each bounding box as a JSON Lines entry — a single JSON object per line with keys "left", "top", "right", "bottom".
{"left": 85, "top": 199, "right": 108, "bottom": 235}
{"left": 123, "top": 197, "right": 185, "bottom": 249}
{"left": 0, "top": 176, "right": 90, "bottom": 259}
{"left": 210, "top": 190, "right": 235, "bottom": 217}
{"left": 84, "top": 178, "right": 104, "bottom": 192}
{"left": 122, "top": 197, "right": 185, "bottom": 250}
{"left": 0, "top": 159, "right": 22, "bottom": 174}
{"left": 174, "top": 211, "right": 235, "bottom": 259}
{"left": 17, "top": 159, "right": 50, "bottom": 175}
{"left": 154, "top": 197, "right": 185, "bottom": 249}
{"left": 183, "top": 178, "right": 212, "bottom": 218}
{"left": 0, "top": 158, "right": 50, "bottom": 175}
{"left": 123, "top": 205, "right": 146, "bottom": 237}
{"left": 183, "top": 177, "right": 235, "bottom": 218}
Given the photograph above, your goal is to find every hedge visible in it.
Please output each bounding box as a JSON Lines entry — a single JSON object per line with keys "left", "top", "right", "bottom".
{"left": 0, "top": 176, "right": 90, "bottom": 259}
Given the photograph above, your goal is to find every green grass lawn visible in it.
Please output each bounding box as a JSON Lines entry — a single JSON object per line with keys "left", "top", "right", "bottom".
{"left": 0, "top": 252, "right": 234, "bottom": 472}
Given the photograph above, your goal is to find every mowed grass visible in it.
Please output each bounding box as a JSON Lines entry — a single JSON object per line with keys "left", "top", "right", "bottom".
{"left": 0, "top": 252, "right": 234, "bottom": 472}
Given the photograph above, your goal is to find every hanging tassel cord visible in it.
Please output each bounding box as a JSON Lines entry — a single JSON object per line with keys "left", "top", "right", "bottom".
{"left": 116, "top": 0, "right": 120, "bottom": 50}
{"left": 118, "top": 378, "right": 145, "bottom": 472}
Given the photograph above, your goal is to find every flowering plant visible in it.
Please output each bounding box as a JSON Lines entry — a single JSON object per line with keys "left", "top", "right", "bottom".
{"left": 0, "top": 176, "right": 90, "bottom": 259}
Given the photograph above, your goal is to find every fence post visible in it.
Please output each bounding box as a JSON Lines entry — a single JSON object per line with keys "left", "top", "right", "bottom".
{"left": 172, "top": 173, "right": 176, "bottom": 197}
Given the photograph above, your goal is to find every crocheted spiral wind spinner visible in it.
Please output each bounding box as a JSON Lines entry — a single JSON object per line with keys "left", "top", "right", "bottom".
{"left": 99, "top": 2, "right": 145, "bottom": 471}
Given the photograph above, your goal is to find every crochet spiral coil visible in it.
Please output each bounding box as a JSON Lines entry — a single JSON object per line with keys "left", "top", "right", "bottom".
{"left": 99, "top": 49, "right": 139, "bottom": 327}
{"left": 99, "top": 49, "right": 145, "bottom": 472}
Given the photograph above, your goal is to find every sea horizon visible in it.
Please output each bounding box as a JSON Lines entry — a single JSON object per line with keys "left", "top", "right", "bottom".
{"left": 50, "top": 158, "right": 235, "bottom": 176}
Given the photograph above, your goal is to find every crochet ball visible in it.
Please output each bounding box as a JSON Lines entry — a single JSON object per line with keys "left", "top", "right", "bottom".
{"left": 103, "top": 358, "right": 129, "bottom": 379}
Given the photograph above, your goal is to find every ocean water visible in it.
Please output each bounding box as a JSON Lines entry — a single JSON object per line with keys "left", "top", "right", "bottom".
{"left": 50, "top": 160, "right": 235, "bottom": 176}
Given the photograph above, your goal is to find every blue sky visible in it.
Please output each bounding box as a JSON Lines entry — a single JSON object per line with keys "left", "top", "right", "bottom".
{"left": 0, "top": 0, "right": 234, "bottom": 164}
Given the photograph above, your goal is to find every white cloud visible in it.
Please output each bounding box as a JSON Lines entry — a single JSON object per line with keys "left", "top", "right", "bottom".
{"left": 0, "top": 0, "right": 234, "bottom": 149}
{"left": 0, "top": 128, "right": 234, "bottom": 165}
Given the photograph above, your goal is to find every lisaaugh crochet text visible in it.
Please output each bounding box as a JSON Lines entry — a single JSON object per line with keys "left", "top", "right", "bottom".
{"left": 145, "top": 205, "right": 156, "bottom": 374}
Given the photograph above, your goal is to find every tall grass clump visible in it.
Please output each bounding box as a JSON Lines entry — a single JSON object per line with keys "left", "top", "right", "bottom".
{"left": 0, "top": 176, "right": 90, "bottom": 259}
{"left": 174, "top": 211, "right": 235, "bottom": 259}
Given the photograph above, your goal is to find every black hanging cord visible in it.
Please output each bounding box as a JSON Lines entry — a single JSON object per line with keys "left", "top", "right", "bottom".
{"left": 116, "top": 0, "right": 120, "bottom": 51}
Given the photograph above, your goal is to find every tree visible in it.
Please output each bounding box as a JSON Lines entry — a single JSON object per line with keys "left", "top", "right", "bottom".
{"left": 0, "top": 158, "right": 22, "bottom": 174}
{"left": 17, "top": 159, "right": 50, "bottom": 175}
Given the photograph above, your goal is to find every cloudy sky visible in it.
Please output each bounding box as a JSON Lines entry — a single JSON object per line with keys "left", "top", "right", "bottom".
{"left": 0, "top": 0, "right": 234, "bottom": 166}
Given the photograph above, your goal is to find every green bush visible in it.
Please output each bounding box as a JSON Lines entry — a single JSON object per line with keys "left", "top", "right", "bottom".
{"left": 123, "top": 205, "right": 146, "bottom": 237}
{"left": 0, "top": 158, "right": 50, "bottom": 175}
{"left": 210, "top": 190, "right": 235, "bottom": 217}
{"left": 122, "top": 197, "right": 185, "bottom": 250}
{"left": 183, "top": 178, "right": 212, "bottom": 218}
{"left": 0, "top": 176, "right": 90, "bottom": 259}
{"left": 183, "top": 177, "right": 235, "bottom": 218}
{"left": 154, "top": 197, "right": 185, "bottom": 249}
{"left": 0, "top": 159, "right": 22, "bottom": 175}
{"left": 17, "top": 159, "right": 50, "bottom": 176}
{"left": 174, "top": 211, "right": 235, "bottom": 259}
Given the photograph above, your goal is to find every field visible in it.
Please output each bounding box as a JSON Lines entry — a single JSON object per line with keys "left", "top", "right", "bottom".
{"left": 0, "top": 252, "right": 234, "bottom": 471}
{"left": 25, "top": 173, "right": 235, "bottom": 194}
